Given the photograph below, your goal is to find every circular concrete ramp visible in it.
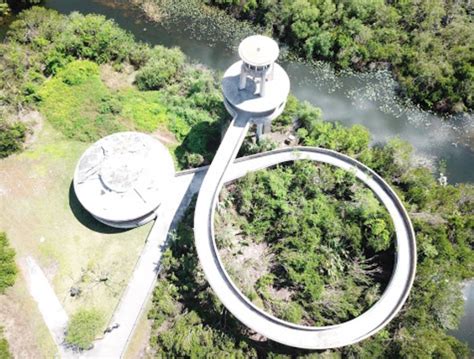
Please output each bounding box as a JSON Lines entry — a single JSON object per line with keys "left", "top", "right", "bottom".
{"left": 194, "top": 116, "right": 416, "bottom": 349}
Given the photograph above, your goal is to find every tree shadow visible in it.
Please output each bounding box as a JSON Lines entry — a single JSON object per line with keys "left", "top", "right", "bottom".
{"left": 175, "top": 120, "right": 222, "bottom": 167}
{"left": 68, "top": 181, "right": 129, "bottom": 234}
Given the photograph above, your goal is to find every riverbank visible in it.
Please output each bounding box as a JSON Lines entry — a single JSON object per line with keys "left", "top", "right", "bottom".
{"left": 1, "top": 0, "right": 472, "bottom": 182}
{"left": 122, "top": 0, "right": 473, "bottom": 184}
{"left": 0, "top": 4, "right": 472, "bottom": 356}
{"left": 208, "top": 0, "right": 472, "bottom": 116}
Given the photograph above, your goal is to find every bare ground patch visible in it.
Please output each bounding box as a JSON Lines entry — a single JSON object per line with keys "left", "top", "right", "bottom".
{"left": 215, "top": 200, "right": 273, "bottom": 294}
{"left": 100, "top": 63, "right": 137, "bottom": 91}
{"left": 151, "top": 127, "right": 178, "bottom": 146}
{"left": 19, "top": 110, "right": 44, "bottom": 148}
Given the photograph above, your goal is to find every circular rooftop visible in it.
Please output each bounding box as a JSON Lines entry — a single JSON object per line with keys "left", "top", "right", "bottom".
{"left": 238, "top": 35, "right": 279, "bottom": 66}
{"left": 73, "top": 132, "right": 175, "bottom": 227}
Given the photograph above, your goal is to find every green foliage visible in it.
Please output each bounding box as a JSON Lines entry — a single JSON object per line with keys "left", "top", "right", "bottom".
{"left": 0, "top": 232, "right": 17, "bottom": 294}
{"left": 0, "top": 8, "right": 148, "bottom": 111}
{"left": 296, "top": 103, "right": 371, "bottom": 156}
{"left": 148, "top": 203, "right": 258, "bottom": 357}
{"left": 135, "top": 46, "right": 185, "bottom": 90}
{"left": 119, "top": 89, "right": 167, "bottom": 132}
{"left": 224, "top": 161, "right": 392, "bottom": 324}
{"left": 207, "top": 0, "right": 473, "bottom": 113}
{"left": 58, "top": 12, "right": 137, "bottom": 65}
{"left": 56, "top": 59, "right": 99, "bottom": 86}
{"left": 2, "top": 9, "right": 226, "bottom": 167}
{"left": 150, "top": 95, "right": 472, "bottom": 356}
{"left": 0, "top": 1, "right": 10, "bottom": 18}
{"left": 156, "top": 311, "right": 253, "bottom": 357}
{"left": 0, "top": 121, "right": 26, "bottom": 158}
{"left": 0, "top": 327, "right": 12, "bottom": 359}
{"left": 37, "top": 60, "right": 125, "bottom": 142}
{"left": 65, "top": 309, "right": 104, "bottom": 351}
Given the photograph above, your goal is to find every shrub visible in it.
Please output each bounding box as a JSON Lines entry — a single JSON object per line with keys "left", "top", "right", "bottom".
{"left": 37, "top": 60, "right": 125, "bottom": 142}
{"left": 0, "top": 122, "right": 27, "bottom": 159}
{"left": 65, "top": 309, "right": 103, "bottom": 351}
{"left": 0, "top": 232, "right": 17, "bottom": 294}
{"left": 56, "top": 60, "right": 99, "bottom": 86}
{"left": 135, "top": 46, "right": 185, "bottom": 90}
{"left": 0, "top": 327, "right": 12, "bottom": 359}
{"left": 59, "top": 12, "right": 136, "bottom": 65}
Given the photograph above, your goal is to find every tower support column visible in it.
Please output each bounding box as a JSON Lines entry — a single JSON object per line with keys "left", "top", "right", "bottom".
{"left": 256, "top": 123, "right": 263, "bottom": 142}
{"left": 263, "top": 121, "right": 271, "bottom": 134}
{"left": 239, "top": 63, "right": 247, "bottom": 90}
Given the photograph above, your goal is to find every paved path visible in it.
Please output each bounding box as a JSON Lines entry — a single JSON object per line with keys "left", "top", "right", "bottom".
{"left": 84, "top": 171, "right": 206, "bottom": 358}
{"left": 194, "top": 115, "right": 417, "bottom": 349}
{"left": 23, "top": 117, "right": 415, "bottom": 354}
{"left": 21, "top": 256, "right": 69, "bottom": 357}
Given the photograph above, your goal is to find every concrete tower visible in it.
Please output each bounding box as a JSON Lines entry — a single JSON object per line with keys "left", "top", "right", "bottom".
{"left": 238, "top": 35, "right": 279, "bottom": 97}
{"left": 222, "top": 35, "right": 290, "bottom": 140}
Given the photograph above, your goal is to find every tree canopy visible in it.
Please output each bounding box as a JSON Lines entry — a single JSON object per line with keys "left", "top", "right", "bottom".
{"left": 206, "top": 0, "right": 473, "bottom": 114}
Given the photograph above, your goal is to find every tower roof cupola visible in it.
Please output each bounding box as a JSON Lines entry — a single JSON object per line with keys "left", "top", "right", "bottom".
{"left": 238, "top": 35, "right": 279, "bottom": 67}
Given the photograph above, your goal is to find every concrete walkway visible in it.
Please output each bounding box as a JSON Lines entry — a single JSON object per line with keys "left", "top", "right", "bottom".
{"left": 21, "top": 170, "right": 207, "bottom": 359}
{"left": 83, "top": 171, "right": 206, "bottom": 358}
{"left": 194, "top": 115, "right": 417, "bottom": 349}
{"left": 24, "top": 122, "right": 415, "bottom": 354}
{"left": 21, "top": 256, "right": 69, "bottom": 357}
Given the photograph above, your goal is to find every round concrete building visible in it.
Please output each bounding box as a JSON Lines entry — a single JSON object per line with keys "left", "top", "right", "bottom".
{"left": 222, "top": 35, "right": 290, "bottom": 138}
{"left": 73, "top": 132, "right": 175, "bottom": 228}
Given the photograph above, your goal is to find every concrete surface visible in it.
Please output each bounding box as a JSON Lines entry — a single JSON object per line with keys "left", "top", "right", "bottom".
{"left": 238, "top": 35, "right": 279, "bottom": 66}
{"left": 83, "top": 171, "right": 205, "bottom": 358}
{"left": 222, "top": 61, "right": 289, "bottom": 115}
{"left": 194, "top": 116, "right": 417, "bottom": 349}
{"left": 74, "top": 132, "right": 175, "bottom": 228}
{"left": 24, "top": 138, "right": 416, "bottom": 355}
{"left": 21, "top": 257, "right": 69, "bottom": 356}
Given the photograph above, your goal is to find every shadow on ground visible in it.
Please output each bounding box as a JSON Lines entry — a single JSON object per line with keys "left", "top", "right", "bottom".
{"left": 68, "top": 181, "right": 129, "bottom": 234}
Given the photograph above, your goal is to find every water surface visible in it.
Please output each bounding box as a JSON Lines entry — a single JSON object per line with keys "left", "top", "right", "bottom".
{"left": 1, "top": 0, "right": 472, "bottom": 350}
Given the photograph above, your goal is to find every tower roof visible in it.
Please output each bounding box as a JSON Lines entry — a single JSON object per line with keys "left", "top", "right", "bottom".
{"left": 73, "top": 132, "right": 175, "bottom": 223}
{"left": 238, "top": 35, "right": 279, "bottom": 66}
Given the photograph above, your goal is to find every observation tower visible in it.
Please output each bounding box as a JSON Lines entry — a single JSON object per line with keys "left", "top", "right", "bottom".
{"left": 222, "top": 35, "right": 290, "bottom": 139}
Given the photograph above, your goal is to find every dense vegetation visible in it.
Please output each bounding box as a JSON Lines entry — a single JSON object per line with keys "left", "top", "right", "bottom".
{"left": 0, "top": 8, "right": 227, "bottom": 167}
{"left": 0, "top": 232, "right": 17, "bottom": 359}
{"left": 216, "top": 160, "right": 393, "bottom": 325}
{"left": 149, "top": 98, "right": 473, "bottom": 357}
{"left": 65, "top": 309, "right": 104, "bottom": 351}
{"left": 0, "top": 327, "right": 12, "bottom": 359}
{"left": 205, "top": 0, "right": 473, "bottom": 114}
{"left": 0, "top": 6, "right": 472, "bottom": 358}
{"left": 0, "top": 0, "right": 40, "bottom": 18}
{"left": 0, "top": 121, "right": 26, "bottom": 158}
{"left": 0, "top": 232, "right": 16, "bottom": 294}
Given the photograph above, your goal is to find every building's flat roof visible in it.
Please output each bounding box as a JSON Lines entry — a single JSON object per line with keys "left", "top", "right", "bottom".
{"left": 73, "top": 132, "right": 175, "bottom": 223}
{"left": 238, "top": 35, "right": 279, "bottom": 66}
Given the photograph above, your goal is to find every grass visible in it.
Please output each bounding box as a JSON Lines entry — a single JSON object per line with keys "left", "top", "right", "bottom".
{"left": 37, "top": 60, "right": 171, "bottom": 141}
{"left": 0, "top": 121, "right": 153, "bottom": 343}
{"left": 36, "top": 59, "right": 219, "bottom": 169}
{"left": 119, "top": 89, "right": 168, "bottom": 132}
{"left": 0, "top": 275, "right": 58, "bottom": 358}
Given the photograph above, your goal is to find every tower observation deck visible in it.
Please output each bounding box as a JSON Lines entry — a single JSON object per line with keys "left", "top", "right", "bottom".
{"left": 222, "top": 35, "right": 290, "bottom": 139}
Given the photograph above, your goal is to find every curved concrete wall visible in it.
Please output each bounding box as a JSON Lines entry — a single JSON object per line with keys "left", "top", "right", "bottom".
{"left": 193, "top": 115, "right": 416, "bottom": 349}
